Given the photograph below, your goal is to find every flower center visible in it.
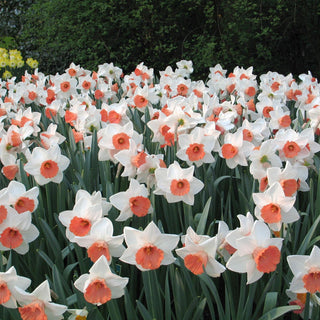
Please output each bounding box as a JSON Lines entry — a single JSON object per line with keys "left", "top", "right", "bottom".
{"left": 84, "top": 279, "right": 111, "bottom": 305}
{"left": 0, "top": 281, "right": 11, "bottom": 304}
{"left": 186, "top": 143, "right": 205, "bottom": 161}
{"left": 260, "top": 203, "right": 281, "bottom": 223}
{"left": 60, "top": 81, "right": 70, "bottom": 92}
{"left": 112, "top": 133, "right": 130, "bottom": 150}
{"left": 15, "top": 197, "right": 35, "bottom": 214}
{"left": 129, "top": 196, "right": 151, "bottom": 217}
{"left": 278, "top": 115, "right": 291, "bottom": 127}
{"left": 19, "top": 300, "right": 47, "bottom": 320}
{"left": 134, "top": 95, "right": 148, "bottom": 108}
{"left": 283, "top": 141, "right": 301, "bottom": 158}
{"left": 303, "top": 271, "right": 320, "bottom": 294}
{"left": 131, "top": 152, "right": 147, "bottom": 168}
{"left": 221, "top": 144, "right": 238, "bottom": 159}
{"left": 0, "top": 227, "right": 23, "bottom": 249}
{"left": 40, "top": 160, "right": 59, "bottom": 178}
{"left": 170, "top": 179, "right": 190, "bottom": 196}
{"left": 0, "top": 205, "right": 8, "bottom": 224}
{"left": 280, "top": 179, "right": 298, "bottom": 197}
{"left": 135, "top": 245, "right": 164, "bottom": 270}
{"left": 184, "top": 252, "right": 208, "bottom": 275}
{"left": 69, "top": 217, "right": 91, "bottom": 236}
{"left": 262, "top": 106, "right": 273, "bottom": 118}
{"left": 88, "top": 241, "right": 110, "bottom": 263}
{"left": 252, "top": 245, "right": 281, "bottom": 273}
{"left": 242, "top": 129, "right": 253, "bottom": 141}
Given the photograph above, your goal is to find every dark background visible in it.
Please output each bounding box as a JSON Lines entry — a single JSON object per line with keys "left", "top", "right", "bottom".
{"left": 1, "top": 0, "right": 320, "bottom": 79}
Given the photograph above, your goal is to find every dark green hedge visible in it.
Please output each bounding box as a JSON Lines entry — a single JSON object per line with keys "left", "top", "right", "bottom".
{"left": 8, "top": 0, "right": 320, "bottom": 78}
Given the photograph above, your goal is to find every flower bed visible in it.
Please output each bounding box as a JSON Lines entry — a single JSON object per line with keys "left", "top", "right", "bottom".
{"left": 0, "top": 60, "right": 319, "bottom": 319}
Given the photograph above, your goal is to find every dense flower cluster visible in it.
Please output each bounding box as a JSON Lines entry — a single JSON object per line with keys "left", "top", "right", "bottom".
{"left": 0, "top": 60, "right": 319, "bottom": 318}
{"left": 0, "top": 48, "right": 38, "bottom": 80}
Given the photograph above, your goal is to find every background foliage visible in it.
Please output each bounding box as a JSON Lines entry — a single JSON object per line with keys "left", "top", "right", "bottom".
{"left": 1, "top": 0, "right": 320, "bottom": 79}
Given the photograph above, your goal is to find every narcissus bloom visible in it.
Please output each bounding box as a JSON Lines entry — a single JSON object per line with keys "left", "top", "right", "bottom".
{"left": 0, "top": 180, "right": 38, "bottom": 214}
{"left": 109, "top": 178, "right": 152, "bottom": 221}
{"left": 15, "top": 280, "right": 67, "bottom": 320}
{"left": 0, "top": 207, "right": 39, "bottom": 254}
{"left": 219, "top": 130, "right": 253, "bottom": 169}
{"left": 154, "top": 161, "right": 204, "bottom": 205}
{"left": 252, "top": 182, "right": 299, "bottom": 231}
{"left": 114, "top": 140, "right": 147, "bottom": 178}
{"left": 285, "top": 289, "right": 316, "bottom": 317}
{"left": 287, "top": 246, "right": 320, "bottom": 294}
{"left": 98, "top": 122, "right": 141, "bottom": 162}
{"left": 74, "top": 255, "right": 128, "bottom": 306}
{"left": 226, "top": 220, "right": 283, "bottom": 284}
{"left": 225, "top": 212, "right": 255, "bottom": 253}
{"left": 175, "top": 227, "right": 225, "bottom": 277}
{"left": 73, "top": 217, "right": 124, "bottom": 264}
{"left": 176, "top": 126, "right": 216, "bottom": 167}
{"left": 267, "top": 161, "right": 306, "bottom": 197}
{"left": 59, "top": 190, "right": 108, "bottom": 242}
{"left": 120, "top": 221, "right": 179, "bottom": 271}
{"left": 67, "top": 308, "right": 88, "bottom": 320}
{"left": 24, "top": 145, "right": 70, "bottom": 185}
{"left": 0, "top": 266, "right": 31, "bottom": 308}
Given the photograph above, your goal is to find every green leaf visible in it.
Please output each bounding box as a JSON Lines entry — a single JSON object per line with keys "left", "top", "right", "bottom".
{"left": 258, "top": 305, "right": 301, "bottom": 320}
{"left": 165, "top": 269, "right": 172, "bottom": 320}
{"left": 136, "top": 300, "right": 153, "bottom": 320}
{"left": 262, "top": 292, "right": 278, "bottom": 314}
{"left": 192, "top": 297, "right": 207, "bottom": 320}
{"left": 199, "top": 274, "right": 225, "bottom": 318}
{"left": 141, "top": 270, "right": 163, "bottom": 320}
{"left": 196, "top": 197, "right": 211, "bottom": 234}
{"left": 63, "top": 262, "right": 78, "bottom": 280}
{"left": 39, "top": 218, "right": 63, "bottom": 269}
{"left": 38, "top": 249, "right": 54, "bottom": 268}
{"left": 124, "top": 288, "right": 138, "bottom": 320}
{"left": 66, "top": 293, "right": 77, "bottom": 306}
{"left": 52, "top": 264, "right": 67, "bottom": 304}
{"left": 297, "top": 213, "right": 320, "bottom": 254}
{"left": 87, "top": 308, "right": 105, "bottom": 320}
{"left": 107, "top": 299, "right": 123, "bottom": 320}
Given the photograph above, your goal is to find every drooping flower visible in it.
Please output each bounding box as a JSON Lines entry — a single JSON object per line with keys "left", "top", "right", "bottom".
{"left": 286, "top": 289, "right": 315, "bottom": 317}
{"left": 120, "top": 221, "right": 179, "bottom": 271}
{"left": 74, "top": 255, "right": 128, "bottom": 306}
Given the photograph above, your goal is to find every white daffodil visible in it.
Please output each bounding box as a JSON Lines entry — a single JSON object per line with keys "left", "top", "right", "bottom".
{"left": 120, "top": 221, "right": 179, "bottom": 271}
{"left": 24, "top": 145, "right": 70, "bottom": 185}
{"left": 74, "top": 255, "right": 128, "bottom": 306}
